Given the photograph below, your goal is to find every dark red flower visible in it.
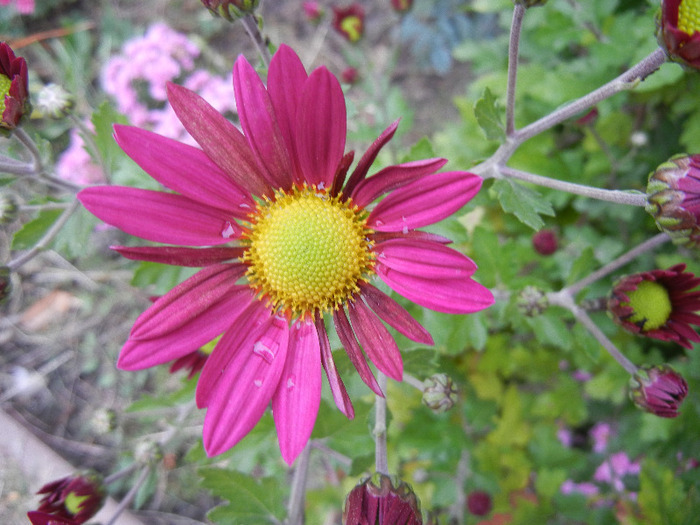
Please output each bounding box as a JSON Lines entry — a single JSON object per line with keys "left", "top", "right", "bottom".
{"left": 659, "top": 0, "right": 700, "bottom": 70}
{"left": 467, "top": 490, "right": 493, "bottom": 517}
{"left": 629, "top": 364, "right": 688, "bottom": 418}
{"left": 608, "top": 264, "right": 700, "bottom": 349}
{"left": 343, "top": 473, "right": 423, "bottom": 524}
{"left": 341, "top": 67, "right": 359, "bottom": 84}
{"left": 646, "top": 153, "right": 700, "bottom": 249}
{"left": 0, "top": 41, "right": 29, "bottom": 130}
{"left": 31, "top": 471, "right": 105, "bottom": 524}
{"left": 391, "top": 0, "right": 413, "bottom": 13}
{"left": 333, "top": 4, "right": 365, "bottom": 43}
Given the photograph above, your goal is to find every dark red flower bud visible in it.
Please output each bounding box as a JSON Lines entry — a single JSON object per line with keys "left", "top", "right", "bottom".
{"left": 532, "top": 229, "right": 558, "bottom": 255}
{"left": 658, "top": 0, "right": 700, "bottom": 70}
{"left": 343, "top": 473, "right": 423, "bottom": 524}
{"left": 467, "top": 490, "right": 493, "bottom": 516}
{"left": 31, "top": 471, "right": 105, "bottom": 524}
{"left": 391, "top": 0, "right": 413, "bottom": 13}
{"left": 0, "top": 41, "right": 30, "bottom": 131}
{"left": 629, "top": 364, "right": 688, "bottom": 418}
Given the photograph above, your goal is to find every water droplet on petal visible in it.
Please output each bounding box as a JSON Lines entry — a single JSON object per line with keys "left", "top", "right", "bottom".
{"left": 402, "top": 225, "right": 409, "bottom": 234}
{"left": 253, "top": 341, "right": 275, "bottom": 364}
{"left": 221, "top": 221, "right": 236, "bottom": 238}
{"left": 287, "top": 375, "right": 296, "bottom": 390}
{"left": 375, "top": 219, "right": 384, "bottom": 227}
{"left": 254, "top": 379, "right": 263, "bottom": 388}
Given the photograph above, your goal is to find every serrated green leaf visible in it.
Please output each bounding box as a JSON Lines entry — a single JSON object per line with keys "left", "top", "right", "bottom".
{"left": 474, "top": 87, "right": 505, "bottom": 141}
{"left": 400, "top": 136, "right": 436, "bottom": 164}
{"left": 492, "top": 178, "right": 555, "bottom": 230}
{"left": 90, "top": 101, "right": 129, "bottom": 174}
{"left": 51, "top": 204, "right": 98, "bottom": 259}
{"left": 402, "top": 348, "right": 438, "bottom": 378}
{"left": 200, "top": 469, "right": 286, "bottom": 524}
{"left": 11, "top": 208, "right": 63, "bottom": 250}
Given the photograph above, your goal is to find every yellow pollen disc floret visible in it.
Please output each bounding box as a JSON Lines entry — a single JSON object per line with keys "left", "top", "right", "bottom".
{"left": 679, "top": 0, "right": 700, "bottom": 35}
{"left": 0, "top": 74, "right": 11, "bottom": 115}
{"left": 242, "top": 185, "right": 375, "bottom": 317}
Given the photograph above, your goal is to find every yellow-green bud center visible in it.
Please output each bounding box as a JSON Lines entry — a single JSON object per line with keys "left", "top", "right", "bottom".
{"left": 243, "top": 186, "right": 374, "bottom": 317}
{"left": 0, "top": 74, "right": 11, "bottom": 115}
{"left": 340, "top": 16, "right": 363, "bottom": 42}
{"left": 679, "top": 0, "right": 700, "bottom": 35}
{"left": 623, "top": 280, "right": 672, "bottom": 331}
{"left": 64, "top": 491, "right": 89, "bottom": 515}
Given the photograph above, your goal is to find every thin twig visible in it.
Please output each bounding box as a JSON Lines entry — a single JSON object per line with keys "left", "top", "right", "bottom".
{"left": 104, "top": 465, "right": 152, "bottom": 525}
{"left": 505, "top": 4, "right": 526, "bottom": 136}
{"left": 240, "top": 14, "right": 271, "bottom": 67}
{"left": 286, "top": 442, "right": 311, "bottom": 525}
{"left": 374, "top": 373, "right": 389, "bottom": 475}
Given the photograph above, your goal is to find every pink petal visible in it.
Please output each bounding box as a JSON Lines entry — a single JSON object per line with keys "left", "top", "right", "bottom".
{"left": 368, "top": 171, "right": 482, "bottom": 232}
{"left": 371, "top": 230, "right": 453, "bottom": 245}
{"left": 166, "top": 82, "right": 270, "bottom": 197}
{"left": 130, "top": 264, "right": 247, "bottom": 341}
{"left": 78, "top": 186, "right": 238, "bottom": 246}
{"left": 333, "top": 308, "right": 383, "bottom": 396}
{"left": 316, "top": 315, "right": 354, "bottom": 419}
{"left": 351, "top": 158, "right": 447, "bottom": 208}
{"left": 359, "top": 283, "right": 433, "bottom": 344}
{"left": 233, "top": 54, "right": 293, "bottom": 190}
{"left": 375, "top": 239, "right": 477, "bottom": 279}
{"left": 118, "top": 279, "right": 253, "bottom": 370}
{"left": 201, "top": 310, "right": 290, "bottom": 456}
{"left": 377, "top": 265, "right": 495, "bottom": 314}
{"left": 267, "top": 44, "right": 308, "bottom": 184}
{"left": 112, "top": 245, "right": 245, "bottom": 267}
{"left": 344, "top": 120, "right": 399, "bottom": 197}
{"left": 347, "top": 299, "right": 403, "bottom": 381}
{"left": 196, "top": 301, "right": 270, "bottom": 407}
{"left": 272, "top": 318, "right": 322, "bottom": 465}
{"left": 113, "top": 124, "right": 254, "bottom": 216}
{"left": 295, "top": 67, "right": 346, "bottom": 188}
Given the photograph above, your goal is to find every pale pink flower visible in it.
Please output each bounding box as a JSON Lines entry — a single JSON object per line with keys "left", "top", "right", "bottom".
{"left": 590, "top": 422, "right": 611, "bottom": 453}
{"left": 0, "top": 0, "right": 34, "bottom": 14}
{"left": 56, "top": 127, "right": 104, "bottom": 186}
{"left": 78, "top": 45, "right": 493, "bottom": 464}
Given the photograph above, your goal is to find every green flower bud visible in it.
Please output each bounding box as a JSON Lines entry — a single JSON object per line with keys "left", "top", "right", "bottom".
{"left": 516, "top": 285, "right": 549, "bottom": 317}
{"left": 422, "top": 373, "right": 458, "bottom": 413}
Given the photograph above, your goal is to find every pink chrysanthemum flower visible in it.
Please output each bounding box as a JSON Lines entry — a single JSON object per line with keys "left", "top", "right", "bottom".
{"left": 78, "top": 45, "right": 493, "bottom": 464}
{"left": 0, "top": 0, "right": 34, "bottom": 15}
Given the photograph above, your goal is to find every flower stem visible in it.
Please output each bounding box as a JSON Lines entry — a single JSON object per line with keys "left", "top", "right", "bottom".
{"left": 506, "top": 4, "right": 526, "bottom": 136}
{"left": 499, "top": 166, "right": 649, "bottom": 206}
{"left": 564, "top": 233, "right": 670, "bottom": 297}
{"left": 0, "top": 154, "right": 37, "bottom": 175}
{"left": 402, "top": 373, "right": 425, "bottom": 392}
{"left": 13, "top": 128, "right": 43, "bottom": 174}
{"left": 104, "top": 465, "right": 151, "bottom": 525}
{"left": 286, "top": 442, "right": 311, "bottom": 525}
{"left": 104, "top": 463, "right": 141, "bottom": 486}
{"left": 374, "top": 372, "right": 389, "bottom": 476}
{"left": 241, "top": 14, "right": 271, "bottom": 67}
{"left": 8, "top": 199, "right": 81, "bottom": 272}
{"left": 514, "top": 48, "right": 667, "bottom": 143}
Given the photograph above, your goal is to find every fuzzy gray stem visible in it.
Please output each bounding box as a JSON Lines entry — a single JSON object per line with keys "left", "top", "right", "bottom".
{"left": 286, "top": 442, "right": 311, "bottom": 525}
{"left": 506, "top": 4, "right": 526, "bottom": 136}
{"left": 499, "top": 166, "right": 649, "bottom": 206}
{"left": 241, "top": 14, "right": 271, "bottom": 67}
{"left": 104, "top": 466, "right": 151, "bottom": 525}
{"left": 374, "top": 372, "right": 389, "bottom": 475}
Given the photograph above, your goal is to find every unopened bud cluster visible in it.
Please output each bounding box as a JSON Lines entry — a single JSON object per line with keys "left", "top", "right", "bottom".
{"left": 422, "top": 373, "right": 458, "bottom": 413}
{"left": 516, "top": 286, "right": 549, "bottom": 317}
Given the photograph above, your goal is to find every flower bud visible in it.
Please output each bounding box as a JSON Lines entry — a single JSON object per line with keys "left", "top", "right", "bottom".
{"left": 333, "top": 4, "right": 365, "bottom": 43}
{"left": 0, "top": 41, "right": 30, "bottom": 131}
{"left": 629, "top": 364, "right": 688, "bottom": 418}
{"left": 516, "top": 285, "right": 549, "bottom": 317}
{"left": 646, "top": 153, "right": 700, "bottom": 249}
{"left": 467, "top": 490, "right": 493, "bottom": 516}
{"left": 30, "top": 471, "right": 105, "bottom": 524}
{"left": 532, "top": 228, "right": 558, "bottom": 255}
{"left": 658, "top": 0, "right": 700, "bottom": 70}
{"left": 343, "top": 473, "right": 423, "bottom": 525}
{"left": 33, "top": 83, "right": 74, "bottom": 119}
{"left": 341, "top": 67, "right": 359, "bottom": 85}
{"left": 0, "top": 192, "right": 18, "bottom": 224}
{"left": 200, "top": 0, "right": 259, "bottom": 21}
{"left": 422, "top": 373, "right": 458, "bottom": 413}
{"left": 608, "top": 264, "right": 700, "bottom": 349}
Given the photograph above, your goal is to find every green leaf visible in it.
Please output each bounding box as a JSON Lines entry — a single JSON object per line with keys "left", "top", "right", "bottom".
{"left": 51, "top": 204, "right": 99, "bottom": 259}
{"left": 200, "top": 469, "right": 286, "bottom": 524}
{"left": 11, "top": 208, "right": 63, "bottom": 250}
{"left": 474, "top": 87, "right": 505, "bottom": 141}
{"left": 90, "top": 101, "right": 129, "bottom": 174}
{"left": 400, "top": 136, "right": 436, "bottom": 164}
{"left": 491, "top": 178, "right": 555, "bottom": 231}
{"left": 131, "top": 261, "right": 198, "bottom": 296}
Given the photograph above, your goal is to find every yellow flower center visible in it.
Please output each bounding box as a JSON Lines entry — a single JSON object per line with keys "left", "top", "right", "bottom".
{"left": 64, "top": 491, "right": 89, "bottom": 516}
{"left": 623, "top": 280, "right": 673, "bottom": 332}
{"left": 679, "top": 0, "right": 700, "bottom": 35}
{"left": 0, "top": 74, "right": 11, "bottom": 115}
{"left": 242, "top": 185, "right": 374, "bottom": 317}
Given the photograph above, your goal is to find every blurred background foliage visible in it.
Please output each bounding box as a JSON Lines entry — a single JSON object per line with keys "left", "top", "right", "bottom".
{"left": 1, "top": 0, "right": 700, "bottom": 524}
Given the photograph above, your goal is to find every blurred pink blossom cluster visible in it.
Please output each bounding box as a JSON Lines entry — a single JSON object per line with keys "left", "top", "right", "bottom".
{"left": 0, "top": 0, "right": 34, "bottom": 14}
{"left": 57, "top": 23, "right": 236, "bottom": 185}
